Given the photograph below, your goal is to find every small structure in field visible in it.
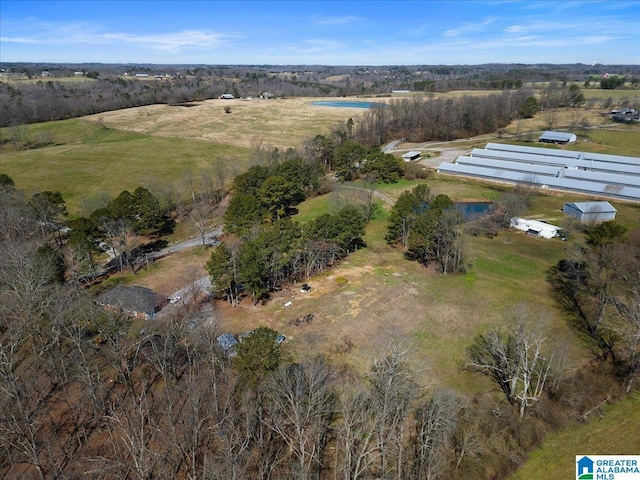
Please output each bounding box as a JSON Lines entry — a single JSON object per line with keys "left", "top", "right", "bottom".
{"left": 402, "top": 151, "right": 421, "bottom": 162}
{"left": 510, "top": 217, "right": 562, "bottom": 239}
{"left": 563, "top": 201, "right": 617, "bottom": 222}
{"left": 539, "top": 131, "right": 577, "bottom": 144}
{"left": 217, "top": 333, "right": 238, "bottom": 356}
{"left": 95, "top": 285, "right": 169, "bottom": 319}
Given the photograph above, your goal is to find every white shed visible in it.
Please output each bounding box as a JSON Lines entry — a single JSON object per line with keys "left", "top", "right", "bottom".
{"left": 510, "top": 218, "right": 562, "bottom": 239}
{"left": 402, "top": 151, "right": 421, "bottom": 162}
{"left": 563, "top": 201, "right": 617, "bottom": 222}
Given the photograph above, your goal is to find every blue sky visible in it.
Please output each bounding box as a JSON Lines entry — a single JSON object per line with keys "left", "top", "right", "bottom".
{"left": 1, "top": 1, "right": 638, "bottom": 65}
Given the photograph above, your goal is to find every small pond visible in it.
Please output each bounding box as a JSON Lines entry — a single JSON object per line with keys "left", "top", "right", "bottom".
{"left": 312, "top": 100, "right": 382, "bottom": 109}
{"left": 454, "top": 202, "right": 494, "bottom": 221}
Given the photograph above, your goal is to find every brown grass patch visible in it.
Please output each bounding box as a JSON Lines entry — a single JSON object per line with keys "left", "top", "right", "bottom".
{"left": 87, "top": 97, "right": 379, "bottom": 150}
{"left": 127, "top": 247, "right": 209, "bottom": 296}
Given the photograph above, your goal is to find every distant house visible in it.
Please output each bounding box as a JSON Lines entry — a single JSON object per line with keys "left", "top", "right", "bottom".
{"left": 402, "top": 151, "right": 421, "bottom": 162}
{"left": 219, "top": 93, "right": 235, "bottom": 99}
{"left": 217, "top": 333, "right": 238, "bottom": 356}
{"left": 510, "top": 217, "right": 562, "bottom": 239}
{"left": 95, "top": 285, "right": 169, "bottom": 319}
{"left": 539, "top": 131, "right": 577, "bottom": 144}
{"left": 563, "top": 201, "right": 617, "bottom": 222}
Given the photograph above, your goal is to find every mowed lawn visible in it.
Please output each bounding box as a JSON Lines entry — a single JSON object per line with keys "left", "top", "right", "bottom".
{"left": 1, "top": 119, "right": 249, "bottom": 213}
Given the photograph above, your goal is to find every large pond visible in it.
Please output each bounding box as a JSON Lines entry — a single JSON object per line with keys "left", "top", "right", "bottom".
{"left": 454, "top": 202, "right": 494, "bottom": 221}
{"left": 312, "top": 100, "right": 383, "bottom": 109}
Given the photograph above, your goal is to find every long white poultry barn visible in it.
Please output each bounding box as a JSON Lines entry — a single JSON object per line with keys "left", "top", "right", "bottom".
{"left": 438, "top": 143, "right": 640, "bottom": 202}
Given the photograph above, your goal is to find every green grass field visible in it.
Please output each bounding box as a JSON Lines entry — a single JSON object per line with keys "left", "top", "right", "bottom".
{"left": 511, "top": 392, "right": 640, "bottom": 479}
{"left": 1, "top": 119, "right": 249, "bottom": 213}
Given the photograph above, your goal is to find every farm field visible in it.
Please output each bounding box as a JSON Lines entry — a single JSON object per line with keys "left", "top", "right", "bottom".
{"left": 0, "top": 97, "right": 375, "bottom": 213}
{"left": 83, "top": 96, "right": 380, "bottom": 150}
{"left": 3, "top": 93, "right": 638, "bottom": 214}
{"left": 2, "top": 92, "right": 640, "bottom": 474}
{"left": 0, "top": 119, "right": 249, "bottom": 213}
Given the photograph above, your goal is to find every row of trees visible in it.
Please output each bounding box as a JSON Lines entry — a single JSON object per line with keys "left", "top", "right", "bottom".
{"left": 352, "top": 90, "right": 531, "bottom": 147}
{"left": 6, "top": 61, "right": 637, "bottom": 127}
{"left": 547, "top": 220, "right": 640, "bottom": 392}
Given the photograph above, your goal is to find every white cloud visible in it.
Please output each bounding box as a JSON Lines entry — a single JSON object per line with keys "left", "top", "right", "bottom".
{"left": 0, "top": 18, "right": 232, "bottom": 52}
{"left": 442, "top": 17, "right": 497, "bottom": 38}
{"left": 314, "top": 15, "right": 361, "bottom": 25}
{"left": 280, "top": 38, "right": 344, "bottom": 55}
{"left": 98, "top": 30, "right": 229, "bottom": 51}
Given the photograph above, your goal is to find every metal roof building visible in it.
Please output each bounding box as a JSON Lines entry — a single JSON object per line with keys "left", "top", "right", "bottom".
{"left": 438, "top": 143, "right": 640, "bottom": 202}
{"left": 563, "top": 201, "right": 617, "bottom": 222}
{"left": 402, "top": 151, "right": 422, "bottom": 162}
{"left": 539, "top": 131, "right": 577, "bottom": 144}
{"left": 510, "top": 217, "right": 562, "bottom": 239}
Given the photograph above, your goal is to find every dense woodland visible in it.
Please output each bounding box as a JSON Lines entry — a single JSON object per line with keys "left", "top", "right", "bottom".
{"left": 1, "top": 62, "right": 638, "bottom": 127}
{"left": 1, "top": 63, "right": 640, "bottom": 478}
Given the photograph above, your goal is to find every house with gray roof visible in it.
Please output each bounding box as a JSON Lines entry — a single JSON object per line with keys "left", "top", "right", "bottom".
{"left": 95, "top": 285, "right": 169, "bottom": 319}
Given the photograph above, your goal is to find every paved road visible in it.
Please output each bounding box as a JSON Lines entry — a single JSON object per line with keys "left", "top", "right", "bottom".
{"left": 155, "top": 275, "right": 212, "bottom": 319}
{"left": 157, "top": 227, "right": 223, "bottom": 257}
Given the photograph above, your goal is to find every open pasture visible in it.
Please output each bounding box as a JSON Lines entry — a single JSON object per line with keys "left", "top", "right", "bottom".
{"left": 84, "top": 96, "right": 376, "bottom": 150}
{"left": 1, "top": 119, "right": 249, "bottom": 213}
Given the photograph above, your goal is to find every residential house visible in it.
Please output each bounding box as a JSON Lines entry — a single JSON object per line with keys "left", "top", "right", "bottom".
{"left": 95, "top": 285, "right": 169, "bottom": 319}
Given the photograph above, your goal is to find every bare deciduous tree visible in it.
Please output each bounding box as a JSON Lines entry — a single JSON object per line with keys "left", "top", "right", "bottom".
{"left": 411, "top": 389, "right": 462, "bottom": 480}
{"left": 368, "top": 344, "right": 421, "bottom": 478}
{"left": 266, "top": 358, "right": 335, "bottom": 480}
{"left": 608, "top": 243, "right": 640, "bottom": 392}
{"left": 335, "top": 382, "right": 381, "bottom": 479}
{"left": 466, "top": 303, "right": 554, "bottom": 417}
